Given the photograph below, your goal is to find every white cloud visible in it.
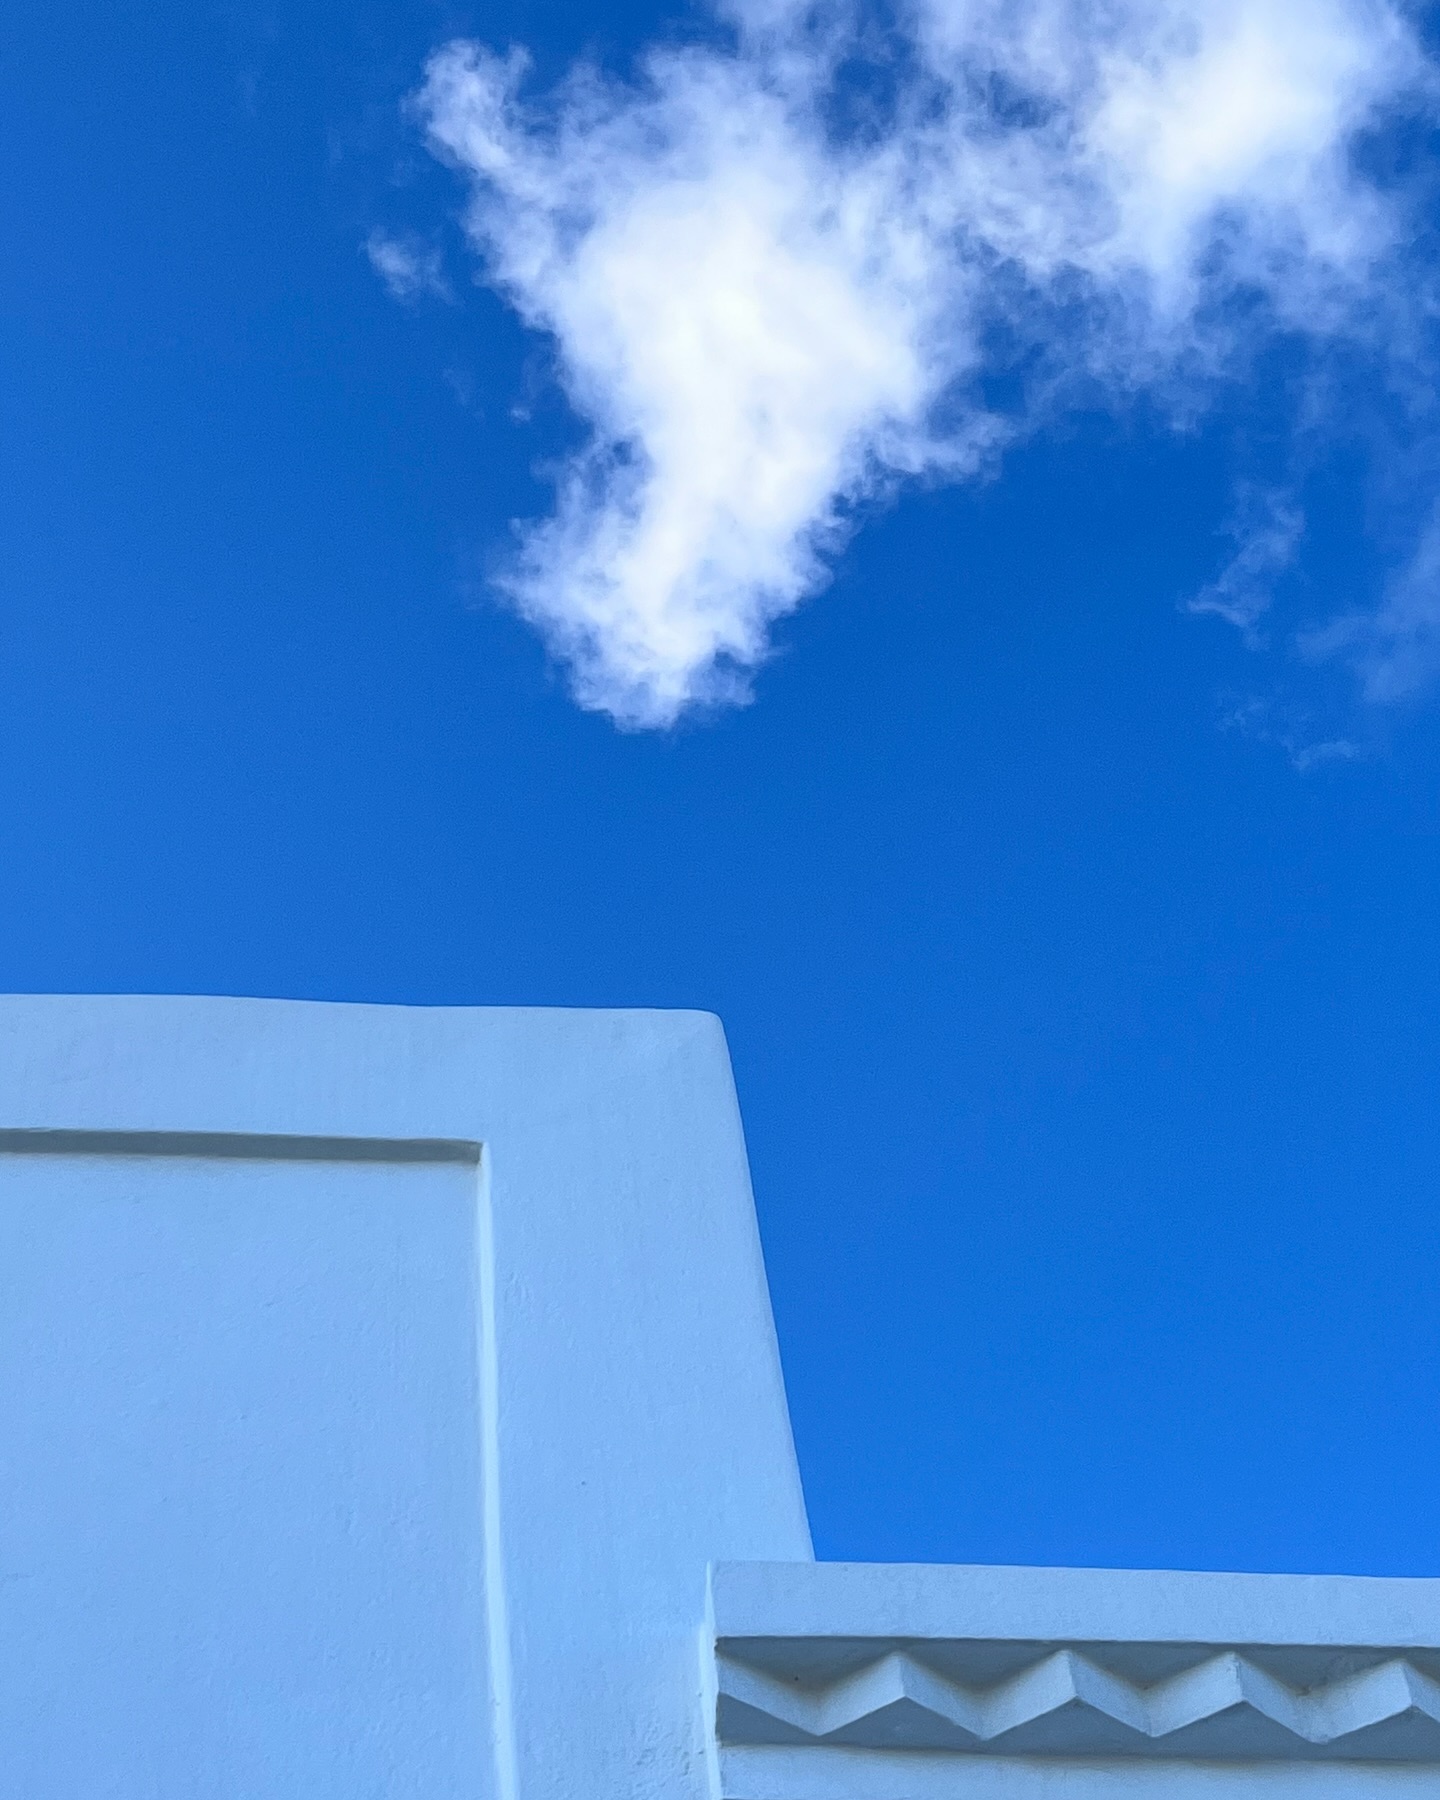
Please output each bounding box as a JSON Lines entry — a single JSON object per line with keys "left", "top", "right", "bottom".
{"left": 416, "top": 0, "right": 1427, "bottom": 727}
{"left": 1303, "top": 503, "right": 1440, "bottom": 704}
{"left": 366, "top": 228, "right": 453, "bottom": 303}
{"left": 1220, "top": 692, "right": 1363, "bottom": 770}
{"left": 1189, "top": 486, "right": 1305, "bottom": 636}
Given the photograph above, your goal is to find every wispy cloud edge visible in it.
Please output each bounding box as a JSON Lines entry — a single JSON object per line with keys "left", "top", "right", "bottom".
{"left": 416, "top": 0, "right": 1433, "bottom": 727}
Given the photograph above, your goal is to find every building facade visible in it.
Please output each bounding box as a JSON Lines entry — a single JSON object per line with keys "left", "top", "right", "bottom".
{"left": 0, "top": 996, "right": 1435, "bottom": 1796}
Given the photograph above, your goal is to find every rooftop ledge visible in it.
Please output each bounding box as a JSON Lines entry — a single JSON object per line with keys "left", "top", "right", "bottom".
{"left": 710, "top": 1562, "right": 1440, "bottom": 1796}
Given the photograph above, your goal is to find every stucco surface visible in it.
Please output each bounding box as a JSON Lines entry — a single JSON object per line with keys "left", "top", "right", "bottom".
{"left": 713, "top": 1563, "right": 1440, "bottom": 1795}
{"left": 6, "top": 995, "right": 1437, "bottom": 1800}
{"left": 0, "top": 995, "right": 811, "bottom": 1800}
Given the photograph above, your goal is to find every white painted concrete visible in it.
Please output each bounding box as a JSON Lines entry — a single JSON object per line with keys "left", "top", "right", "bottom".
{"left": 0, "top": 996, "right": 811, "bottom": 1800}
{"left": 712, "top": 1560, "right": 1440, "bottom": 1650}
{"left": 5, "top": 995, "right": 1438, "bottom": 1799}
{"left": 713, "top": 1563, "right": 1440, "bottom": 1793}
{"left": 721, "top": 1746, "right": 1440, "bottom": 1797}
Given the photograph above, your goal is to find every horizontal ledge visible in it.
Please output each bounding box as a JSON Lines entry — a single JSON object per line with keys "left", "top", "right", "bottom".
{"left": 711, "top": 1563, "right": 1440, "bottom": 1650}
{"left": 712, "top": 1565, "right": 1440, "bottom": 1768}
{"left": 718, "top": 1744, "right": 1440, "bottom": 1794}
{"left": 0, "top": 1128, "right": 481, "bottom": 1165}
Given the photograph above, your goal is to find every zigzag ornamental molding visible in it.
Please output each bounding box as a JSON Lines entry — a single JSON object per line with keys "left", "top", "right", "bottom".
{"left": 714, "top": 1644, "right": 1440, "bottom": 1762}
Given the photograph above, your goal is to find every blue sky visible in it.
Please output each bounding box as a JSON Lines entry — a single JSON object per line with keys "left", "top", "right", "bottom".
{"left": 4, "top": 0, "right": 1440, "bottom": 1577}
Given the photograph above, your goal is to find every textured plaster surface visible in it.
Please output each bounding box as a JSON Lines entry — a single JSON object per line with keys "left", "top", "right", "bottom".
{"left": 7, "top": 995, "right": 1438, "bottom": 1800}
{"left": 0, "top": 995, "right": 811, "bottom": 1800}
{"left": 713, "top": 1563, "right": 1440, "bottom": 1794}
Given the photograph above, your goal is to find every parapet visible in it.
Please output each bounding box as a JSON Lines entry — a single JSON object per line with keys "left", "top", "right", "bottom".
{"left": 3, "top": 995, "right": 1436, "bottom": 1798}
{"left": 713, "top": 1560, "right": 1440, "bottom": 1795}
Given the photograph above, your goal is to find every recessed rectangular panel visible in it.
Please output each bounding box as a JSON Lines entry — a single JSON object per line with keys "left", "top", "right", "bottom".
{"left": 0, "top": 1137, "right": 490, "bottom": 1800}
